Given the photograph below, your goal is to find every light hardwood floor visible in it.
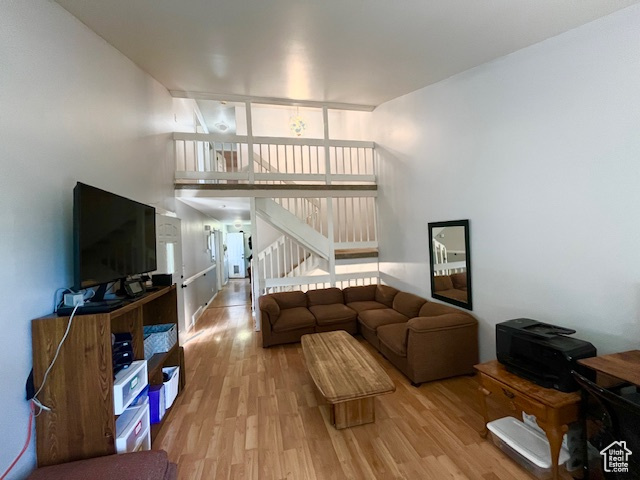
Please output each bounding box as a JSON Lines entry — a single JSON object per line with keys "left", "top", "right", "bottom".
{"left": 155, "top": 280, "right": 565, "bottom": 480}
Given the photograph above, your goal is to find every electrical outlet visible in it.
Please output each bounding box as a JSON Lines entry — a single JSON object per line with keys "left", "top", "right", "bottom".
{"left": 63, "top": 293, "right": 85, "bottom": 307}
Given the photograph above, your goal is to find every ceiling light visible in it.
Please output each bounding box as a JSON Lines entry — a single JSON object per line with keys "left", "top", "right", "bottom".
{"left": 215, "top": 122, "right": 229, "bottom": 132}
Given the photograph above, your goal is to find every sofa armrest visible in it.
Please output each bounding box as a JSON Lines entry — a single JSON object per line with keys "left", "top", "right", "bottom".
{"left": 407, "top": 314, "right": 476, "bottom": 333}
{"left": 27, "top": 451, "right": 177, "bottom": 480}
{"left": 259, "top": 295, "right": 281, "bottom": 325}
{"left": 404, "top": 314, "right": 479, "bottom": 383}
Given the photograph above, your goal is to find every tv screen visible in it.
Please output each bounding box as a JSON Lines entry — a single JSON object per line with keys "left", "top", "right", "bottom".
{"left": 74, "top": 183, "right": 157, "bottom": 290}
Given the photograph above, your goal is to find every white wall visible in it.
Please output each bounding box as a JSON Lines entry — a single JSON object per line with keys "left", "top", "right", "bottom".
{"left": 373, "top": 4, "right": 640, "bottom": 361}
{"left": 256, "top": 217, "right": 283, "bottom": 252}
{"left": 175, "top": 200, "right": 221, "bottom": 331}
{"left": 0, "top": 2, "right": 176, "bottom": 477}
{"left": 327, "top": 109, "right": 373, "bottom": 141}
{"left": 250, "top": 104, "right": 325, "bottom": 138}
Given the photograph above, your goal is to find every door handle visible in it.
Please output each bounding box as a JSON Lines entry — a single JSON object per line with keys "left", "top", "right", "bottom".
{"left": 502, "top": 388, "right": 515, "bottom": 399}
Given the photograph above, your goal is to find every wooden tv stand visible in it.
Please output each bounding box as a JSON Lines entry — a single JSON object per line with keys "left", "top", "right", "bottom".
{"left": 31, "top": 285, "right": 185, "bottom": 467}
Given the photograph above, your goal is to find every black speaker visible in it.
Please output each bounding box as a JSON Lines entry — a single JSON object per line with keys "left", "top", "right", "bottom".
{"left": 152, "top": 274, "right": 173, "bottom": 286}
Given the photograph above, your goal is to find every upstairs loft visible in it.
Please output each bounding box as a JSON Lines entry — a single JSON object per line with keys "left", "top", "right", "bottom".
{"left": 174, "top": 133, "right": 376, "bottom": 190}
{"left": 172, "top": 100, "right": 377, "bottom": 192}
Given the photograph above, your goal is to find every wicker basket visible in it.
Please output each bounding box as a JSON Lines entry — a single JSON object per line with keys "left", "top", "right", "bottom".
{"left": 143, "top": 324, "right": 177, "bottom": 359}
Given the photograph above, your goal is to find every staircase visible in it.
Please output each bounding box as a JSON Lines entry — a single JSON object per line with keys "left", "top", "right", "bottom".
{"left": 253, "top": 196, "right": 379, "bottom": 296}
{"left": 255, "top": 198, "right": 330, "bottom": 259}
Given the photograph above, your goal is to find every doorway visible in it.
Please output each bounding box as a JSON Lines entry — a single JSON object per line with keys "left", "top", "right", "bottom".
{"left": 227, "top": 231, "right": 246, "bottom": 278}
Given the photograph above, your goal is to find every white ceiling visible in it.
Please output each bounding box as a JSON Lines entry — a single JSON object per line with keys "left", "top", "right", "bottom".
{"left": 196, "top": 101, "right": 237, "bottom": 134}
{"left": 56, "top": 0, "right": 639, "bottom": 107}
{"left": 178, "top": 197, "right": 250, "bottom": 223}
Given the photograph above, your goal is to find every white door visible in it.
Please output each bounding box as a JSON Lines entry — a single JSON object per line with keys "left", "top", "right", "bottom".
{"left": 156, "top": 215, "right": 186, "bottom": 332}
{"left": 227, "top": 232, "right": 245, "bottom": 278}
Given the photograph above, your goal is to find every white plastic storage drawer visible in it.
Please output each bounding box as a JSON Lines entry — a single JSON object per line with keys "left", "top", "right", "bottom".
{"left": 113, "top": 360, "right": 148, "bottom": 415}
{"left": 115, "top": 401, "right": 151, "bottom": 454}
{"left": 487, "top": 417, "right": 570, "bottom": 480}
{"left": 162, "top": 366, "right": 180, "bottom": 409}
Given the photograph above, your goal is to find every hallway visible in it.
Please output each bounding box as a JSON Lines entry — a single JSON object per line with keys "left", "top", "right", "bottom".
{"left": 155, "top": 280, "right": 544, "bottom": 479}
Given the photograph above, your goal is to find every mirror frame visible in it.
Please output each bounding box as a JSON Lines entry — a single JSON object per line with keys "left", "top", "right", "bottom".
{"left": 428, "top": 219, "right": 473, "bottom": 311}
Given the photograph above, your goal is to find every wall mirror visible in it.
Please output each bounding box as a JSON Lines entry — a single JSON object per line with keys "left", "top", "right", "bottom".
{"left": 428, "top": 219, "right": 472, "bottom": 310}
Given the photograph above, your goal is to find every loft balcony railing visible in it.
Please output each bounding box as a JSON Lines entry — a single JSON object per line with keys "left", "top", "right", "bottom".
{"left": 174, "top": 133, "right": 376, "bottom": 185}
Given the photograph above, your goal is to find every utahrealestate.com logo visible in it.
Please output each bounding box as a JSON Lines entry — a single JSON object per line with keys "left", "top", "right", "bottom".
{"left": 601, "top": 441, "right": 632, "bottom": 473}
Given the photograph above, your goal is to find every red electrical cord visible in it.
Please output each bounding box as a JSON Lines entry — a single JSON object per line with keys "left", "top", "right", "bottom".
{"left": 0, "top": 402, "right": 35, "bottom": 480}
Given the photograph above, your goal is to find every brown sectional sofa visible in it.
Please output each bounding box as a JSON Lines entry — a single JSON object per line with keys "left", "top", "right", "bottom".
{"left": 259, "top": 284, "right": 478, "bottom": 385}
{"left": 27, "top": 451, "right": 177, "bottom": 480}
{"left": 433, "top": 272, "right": 468, "bottom": 302}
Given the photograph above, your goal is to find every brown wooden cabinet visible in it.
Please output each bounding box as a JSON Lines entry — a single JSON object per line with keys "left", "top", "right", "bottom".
{"left": 31, "top": 286, "right": 185, "bottom": 467}
{"left": 474, "top": 360, "right": 580, "bottom": 480}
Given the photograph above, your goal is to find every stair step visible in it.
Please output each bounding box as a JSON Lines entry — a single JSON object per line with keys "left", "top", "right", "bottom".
{"left": 334, "top": 248, "right": 378, "bottom": 260}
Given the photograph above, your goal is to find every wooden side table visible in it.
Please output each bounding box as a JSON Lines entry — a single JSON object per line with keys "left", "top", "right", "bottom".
{"left": 474, "top": 361, "right": 581, "bottom": 480}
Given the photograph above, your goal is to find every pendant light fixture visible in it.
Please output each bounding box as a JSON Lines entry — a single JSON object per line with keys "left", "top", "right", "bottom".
{"left": 289, "top": 106, "right": 306, "bottom": 137}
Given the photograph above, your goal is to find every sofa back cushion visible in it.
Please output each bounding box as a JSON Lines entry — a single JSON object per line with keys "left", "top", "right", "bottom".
{"left": 450, "top": 272, "right": 467, "bottom": 289}
{"left": 392, "top": 292, "right": 427, "bottom": 318}
{"left": 433, "top": 275, "right": 454, "bottom": 292}
{"left": 375, "top": 285, "right": 399, "bottom": 307}
{"left": 343, "top": 285, "right": 376, "bottom": 303}
{"left": 270, "top": 291, "right": 308, "bottom": 309}
{"left": 418, "top": 301, "right": 464, "bottom": 317}
{"left": 307, "top": 287, "right": 344, "bottom": 306}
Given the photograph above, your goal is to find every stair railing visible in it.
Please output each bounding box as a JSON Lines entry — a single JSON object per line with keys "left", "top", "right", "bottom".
{"left": 433, "top": 239, "right": 467, "bottom": 276}
{"left": 257, "top": 235, "right": 320, "bottom": 284}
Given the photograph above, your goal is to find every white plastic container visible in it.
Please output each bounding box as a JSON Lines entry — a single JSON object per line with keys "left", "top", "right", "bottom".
{"left": 487, "top": 417, "right": 570, "bottom": 480}
{"left": 162, "top": 366, "right": 180, "bottom": 409}
{"left": 113, "top": 360, "right": 148, "bottom": 415}
{"left": 115, "top": 400, "right": 151, "bottom": 454}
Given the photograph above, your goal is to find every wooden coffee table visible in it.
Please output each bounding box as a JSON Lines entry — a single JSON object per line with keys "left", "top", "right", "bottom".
{"left": 301, "top": 330, "right": 395, "bottom": 429}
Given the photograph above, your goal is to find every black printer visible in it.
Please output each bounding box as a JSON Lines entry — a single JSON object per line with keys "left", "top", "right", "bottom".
{"left": 496, "top": 318, "right": 597, "bottom": 392}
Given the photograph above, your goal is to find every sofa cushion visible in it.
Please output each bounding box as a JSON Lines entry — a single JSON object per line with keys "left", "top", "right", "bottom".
{"left": 343, "top": 285, "right": 376, "bottom": 303}
{"left": 307, "top": 287, "right": 343, "bottom": 306}
{"left": 27, "top": 450, "right": 177, "bottom": 480}
{"left": 309, "top": 304, "right": 357, "bottom": 325}
{"left": 377, "top": 322, "right": 409, "bottom": 357}
{"left": 358, "top": 308, "right": 408, "bottom": 332}
{"left": 375, "top": 285, "right": 399, "bottom": 307}
{"left": 408, "top": 313, "right": 477, "bottom": 333}
{"left": 271, "top": 291, "right": 308, "bottom": 310}
{"left": 271, "top": 307, "right": 316, "bottom": 332}
{"left": 418, "top": 301, "right": 462, "bottom": 317}
{"left": 437, "top": 289, "right": 468, "bottom": 302}
{"left": 346, "top": 300, "right": 388, "bottom": 313}
{"left": 392, "top": 292, "right": 427, "bottom": 318}
{"left": 433, "top": 275, "right": 454, "bottom": 292}
{"left": 450, "top": 273, "right": 467, "bottom": 290}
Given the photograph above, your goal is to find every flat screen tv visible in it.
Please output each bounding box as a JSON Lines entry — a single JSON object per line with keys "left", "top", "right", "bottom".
{"left": 73, "top": 183, "right": 157, "bottom": 297}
